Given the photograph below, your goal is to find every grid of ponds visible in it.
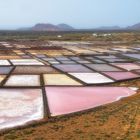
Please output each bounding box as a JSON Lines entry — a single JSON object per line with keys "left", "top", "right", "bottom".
{"left": 0, "top": 41, "right": 139, "bottom": 130}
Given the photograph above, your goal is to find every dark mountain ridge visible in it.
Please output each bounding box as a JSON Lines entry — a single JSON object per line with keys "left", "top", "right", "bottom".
{"left": 18, "top": 22, "right": 140, "bottom": 31}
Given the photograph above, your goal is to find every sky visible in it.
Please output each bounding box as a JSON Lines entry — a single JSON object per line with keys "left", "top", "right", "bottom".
{"left": 0, "top": 0, "right": 140, "bottom": 29}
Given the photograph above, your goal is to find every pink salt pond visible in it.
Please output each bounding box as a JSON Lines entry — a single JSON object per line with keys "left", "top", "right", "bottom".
{"left": 103, "top": 72, "right": 140, "bottom": 81}
{"left": 45, "top": 87, "right": 137, "bottom": 116}
{"left": 111, "top": 63, "right": 140, "bottom": 71}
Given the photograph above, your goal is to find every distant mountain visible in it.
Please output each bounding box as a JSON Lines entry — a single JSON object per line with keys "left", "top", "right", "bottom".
{"left": 57, "top": 24, "right": 74, "bottom": 30}
{"left": 97, "top": 26, "right": 121, "bottom": 30}
{"left": 18, "top": 22, "right": 140, "bottom": 31}
{"left": 127, "top": 23, "right": 140, "bottom": 30}
{"left": 19, "top": 23, "right": 75, "bottom": 31}
{"left": 31, "top": 23, "right": 60, "bottom": 31}
{"left": 82, "top": 23, "right": 140, "bottom": 31}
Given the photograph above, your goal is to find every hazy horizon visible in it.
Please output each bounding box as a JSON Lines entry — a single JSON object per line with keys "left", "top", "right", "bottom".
{"left": 0, "top": 0, "right": 140, "bottom": 29}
